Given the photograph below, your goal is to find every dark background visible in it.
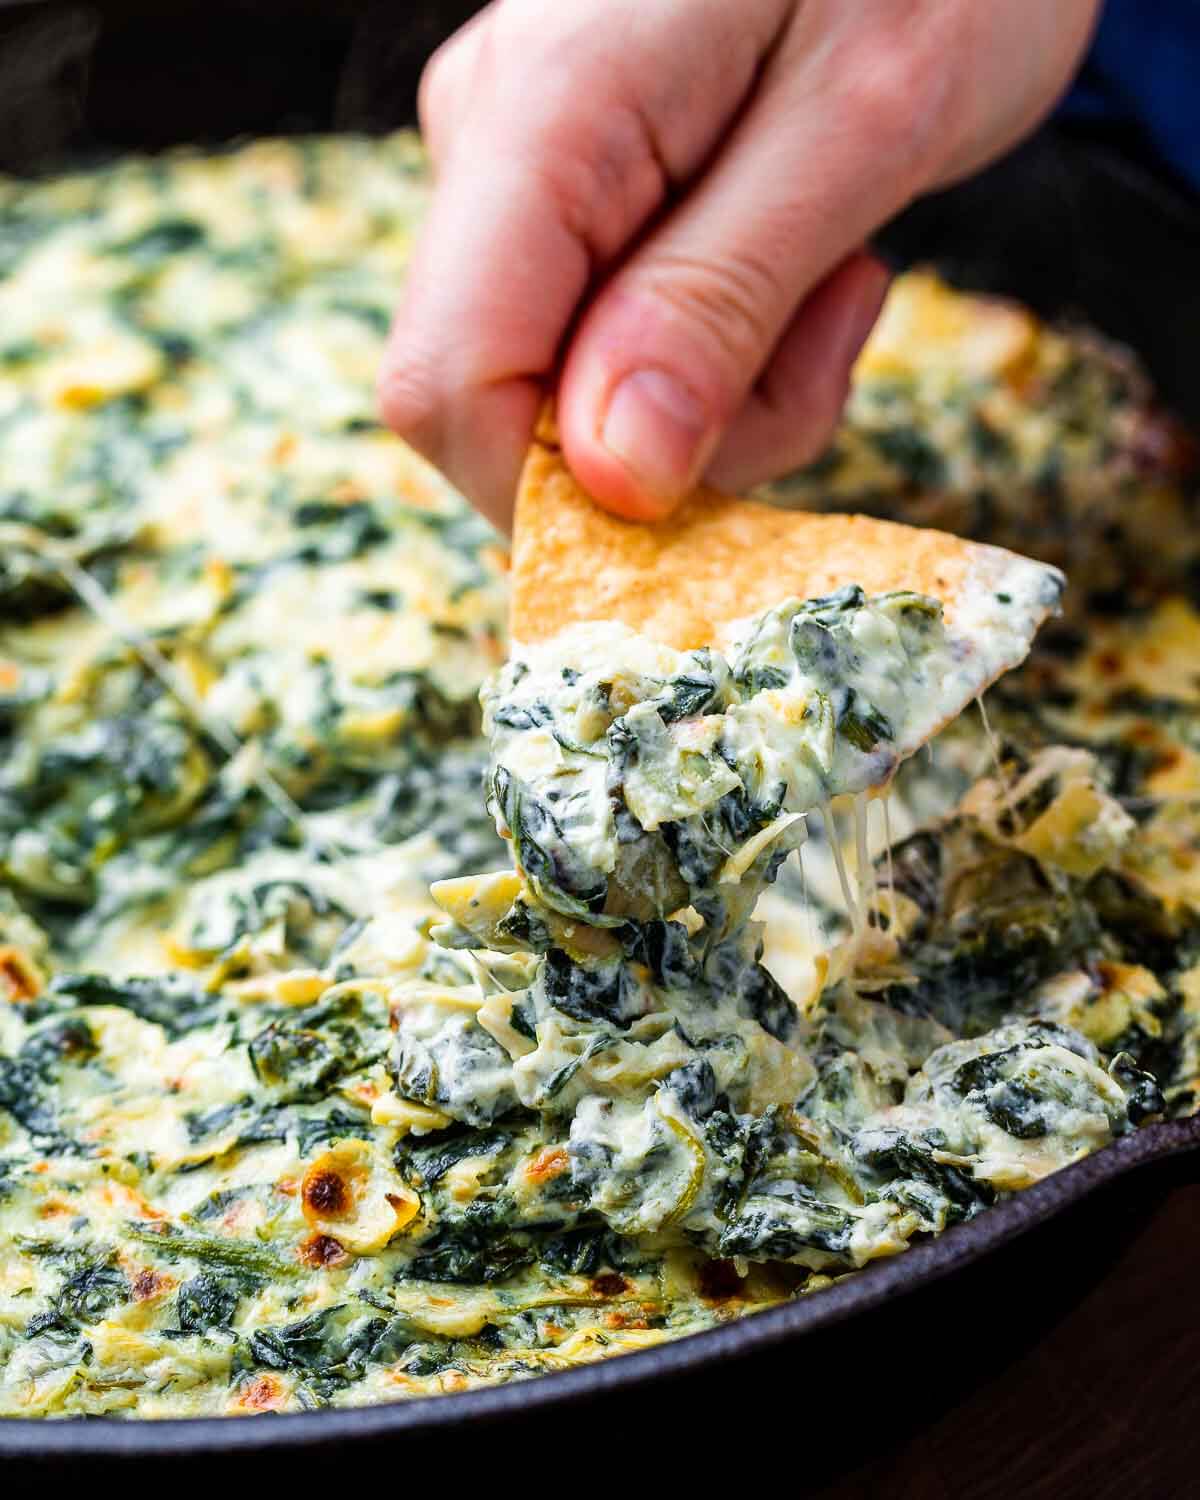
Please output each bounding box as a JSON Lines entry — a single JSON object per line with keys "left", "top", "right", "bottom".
{"left": 3, "top": 0, "right": 1200, "bottom": 428}
{"left": 1, "top": 3, "right": 1198, "bottom": 1492}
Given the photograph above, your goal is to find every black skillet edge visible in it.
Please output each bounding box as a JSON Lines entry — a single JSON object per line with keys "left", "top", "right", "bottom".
{"left": 1, "top": 1114, "right": 1196, "bottom": 1460}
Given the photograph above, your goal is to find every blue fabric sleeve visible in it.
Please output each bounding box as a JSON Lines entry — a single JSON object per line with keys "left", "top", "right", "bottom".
{"left": 1058, "top": 0, "right": 1200, "bottom": 192}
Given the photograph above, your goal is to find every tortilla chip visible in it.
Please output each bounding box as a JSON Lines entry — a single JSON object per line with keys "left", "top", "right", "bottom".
{"left": 511, "top": 419, "right": 1061, "bottom": 670}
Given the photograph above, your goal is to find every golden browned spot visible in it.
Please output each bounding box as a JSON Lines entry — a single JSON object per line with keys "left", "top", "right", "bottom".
{"left": 604, "top": 1309, "right": 650, "bottom": 1330}
{"left": 105, "top": 1184, "right": 164, "bottom": 1220}
{"left": 131, "top": 1268, "right": 174, "bottom": 1301}
{"left": 591, "top": 1272, "right": 628, "bottom": 1298}
{"left": 302, "top": 1167, "right": 349, "bottom": 1218}
{"left": 0, "top": 949, "right": 42, "bottom": 1003}
{"left": 297, "top": 1232, "right": 348, "bottom": 1269}
{"left": 524, "top": 1146, "right": 570, "bottom": 1185}
{"left": 343, "top": 1078, "right": 381, "bottom": 1107}
{"left": 1096, "top": 650, "right": 1123, "bottom": 677}
{"left": 219, "top": 1201, "right": 250, "bottom": 1233}
{"left": 698, "top": 1259, "right": 745, "bottom": 1301}
{"left": 238, "top": 1376, "right": 286, "bottom": 1412}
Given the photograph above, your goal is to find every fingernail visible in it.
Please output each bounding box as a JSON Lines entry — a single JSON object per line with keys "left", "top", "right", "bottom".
{"left": 601, "top": 369, "right": 713, "bottom": 505}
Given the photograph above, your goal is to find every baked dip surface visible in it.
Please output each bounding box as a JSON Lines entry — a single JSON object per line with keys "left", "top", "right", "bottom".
{"left": 1, "top": 135, "right": 1198, "bottom": 1418}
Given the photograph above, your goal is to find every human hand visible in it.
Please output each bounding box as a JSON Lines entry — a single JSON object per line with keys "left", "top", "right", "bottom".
{"left": 379, "top": 0, "right": 1099, "bottom": 527}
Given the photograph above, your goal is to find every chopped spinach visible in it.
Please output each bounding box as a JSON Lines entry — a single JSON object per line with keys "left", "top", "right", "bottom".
{"left": 176, "top": 1271, "right": 245, "bottom": 1334}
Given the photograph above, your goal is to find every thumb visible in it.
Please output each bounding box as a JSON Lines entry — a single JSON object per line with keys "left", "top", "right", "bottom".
{"left": 556, "top": 18, "right": 950, "bottom": 518}
{"left": 561, "top": 250, "right": 891, "bottom": 517}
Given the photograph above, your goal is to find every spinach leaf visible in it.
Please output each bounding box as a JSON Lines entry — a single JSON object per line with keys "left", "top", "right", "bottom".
{"left": 491, "top": 700, "right": 553, "bottom": 731}
{"left": 735, "top": 663, "right": 790, "bottom": 695}
{"left": 397, "top": 1126, "right": 509, "bottom": 1187}
{"left": 491, "top": 767, "right": 612, "bottom": 921}
{"left": 537, "top": 1226, "right": 635, "bottom": 1276}
{"left": 296, "top": 1107, "right": 371, "bottom": 1157}
{"left": 248, "top": 989, "right": 388, "bottom": 1103}
{"left": 177, "top": 1271, "right": 244, "bottom": 1333}
{"left": 249, "top": 1307, "right": 344, "bottom": 1371}
{"left": 539, "top": 950, "right": 641, "bottom": 1029}
{"left": 48, "top": 1253, "right": 130, "bottom": 1326}
{"left": 866, "top": 426, "right": 946, "bottom": 487}
{"left": 837, "top": 695, "right": 894, "bottom": 754}
{"left": 402, "top": 1226, "right": 534, "bottom": 1285}
{"left": 1109, "top": 1052, "right": 1165, "bottom": 1124}
{"left": 290, "top": 500, "right": 390, "bottom": 563}
{"left": 718, "top": 1188, "right": 856, "bottom": 1260}
{"left": 111, "top": 218, "right": 207, "bottom": 262}
{"left": 0, "top": 1057, "right": 69, "bottom": 1150}
{"left": 855, "top": 1126, "right": 993, "bottom": 1222}
{"left": 247, "top": 1307, "right": 414, "bottom": 1396}
{"left": 125, "top": 1222, "right": 300, "bottom": 1280}
{"left": 47, "top": 972, "right": 224, "bottom": 1039}
{"left": 653, "top": 666, "right": 720, "bottom": 723}
{"left": 628, "top": 919, "right": 698, "bottom": 991}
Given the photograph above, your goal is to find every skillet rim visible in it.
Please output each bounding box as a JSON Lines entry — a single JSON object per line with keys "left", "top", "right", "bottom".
{"left": 1, "top": 1114, "right": 1195, "bottom": 1458}
{"left": 0, "top": 10, "right": 1197, "bottom": 1457}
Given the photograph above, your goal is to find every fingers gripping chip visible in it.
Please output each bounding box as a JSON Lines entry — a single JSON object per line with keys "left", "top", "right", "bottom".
{"left": 509, "top": 414, "right": 1064, "bottom": 741}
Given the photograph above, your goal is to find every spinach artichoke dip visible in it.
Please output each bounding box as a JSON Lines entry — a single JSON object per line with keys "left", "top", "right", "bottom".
{"left": 1, "top": 134, "right": 1198, "bottom": 1421}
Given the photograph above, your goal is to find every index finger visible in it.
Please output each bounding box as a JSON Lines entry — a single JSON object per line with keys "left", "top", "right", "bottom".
{"left": 377, "top": 0, "right": 787, "bottom": 525}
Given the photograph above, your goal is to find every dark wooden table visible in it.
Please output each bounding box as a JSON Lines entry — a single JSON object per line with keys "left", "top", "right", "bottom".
{"left": 643, "top": 1155, "right": 1200, "bottom": 1500}
{"left": 811, "top": 1166, "right": 1200, "bottom": 1498}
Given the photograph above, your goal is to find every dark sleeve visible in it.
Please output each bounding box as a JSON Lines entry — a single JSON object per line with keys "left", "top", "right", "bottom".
{"left": 1057, "top": 0, "right": 1200, "bottom": 197}
{"left": 874, "top": 0, "right": 1200, "bottom": 427}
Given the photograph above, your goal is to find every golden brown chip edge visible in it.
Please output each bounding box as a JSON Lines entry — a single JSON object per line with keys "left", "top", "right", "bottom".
{"left": 511, "top": 425, "right": 1038, "bottom": 653}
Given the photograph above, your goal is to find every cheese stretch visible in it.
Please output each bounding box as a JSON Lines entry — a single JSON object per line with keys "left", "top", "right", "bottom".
{"left": 0, "top": 134, "right": 1197, "bottom": 1419}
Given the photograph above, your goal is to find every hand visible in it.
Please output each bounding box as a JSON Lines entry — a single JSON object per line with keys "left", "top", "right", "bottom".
{"left": 379, "top": 0, "right": 1099, "bottom": 527}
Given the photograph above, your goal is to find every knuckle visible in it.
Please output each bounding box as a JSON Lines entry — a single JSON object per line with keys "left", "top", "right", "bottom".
{"left": 836, "top": 41, "right": 944, "bottom": 185}
{"left": 482, "top": 11, "right": 671, "bottom": 254}
{"left": 639, "top": 247, "right": 786, "bottom": 373}
{"left": 524, "top": 108, "right": 663, "bottom": 257}
{"left": 524, "top": 146, "right": 607, "bottom": 250}
{"left": 841, "top": 51, "right": 914, "bottom": 133}
{"left": 377, "top": 350, "right": 444, "bottom": 456}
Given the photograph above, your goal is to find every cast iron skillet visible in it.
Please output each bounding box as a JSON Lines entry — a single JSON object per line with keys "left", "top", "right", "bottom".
{"left": 1, "top": 0, "right": 1199, "bottom": 1474}
{"left": 1, "top": 1117, "right": 1197, "bottom": 1472}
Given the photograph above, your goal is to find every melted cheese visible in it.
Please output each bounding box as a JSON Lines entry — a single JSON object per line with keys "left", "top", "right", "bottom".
{"left": 0, "top": 132, "right": 1195, "bottom": 1422}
